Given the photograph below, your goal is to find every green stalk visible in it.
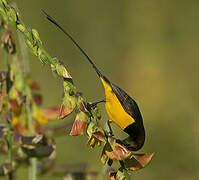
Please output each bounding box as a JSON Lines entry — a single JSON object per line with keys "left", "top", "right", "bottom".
{"left": 101, "top": 161, "right": 108, "bottom": 180}
{"left": 27, "top": 103, "right": 37, "bottom": 180}
{"left": 18, "top": 31, "right": 37, "bottom": 180}
{"left": 25, "top": 97, "right": 37, "bottom": 180}
{"left": 5, "top": 51, "right": 13, "bottom": 180}
{"left": 29, "top": 158, "right": 37, "bottom": 180}
{"left": 100, "top": 123, "right": 110, "bottom": 180}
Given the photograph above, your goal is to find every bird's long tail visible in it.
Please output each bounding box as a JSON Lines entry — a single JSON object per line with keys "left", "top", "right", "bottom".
{"left": 42, "top": 10, "right": 102, "bottom": 78}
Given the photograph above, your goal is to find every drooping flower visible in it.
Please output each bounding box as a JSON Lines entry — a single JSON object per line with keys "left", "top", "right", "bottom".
{"left": 70, "top": 111, "right": 88, "bottom": 136}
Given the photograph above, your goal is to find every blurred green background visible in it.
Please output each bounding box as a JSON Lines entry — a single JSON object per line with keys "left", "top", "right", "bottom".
{"left": 3, "top": 0, "right": 199, "bottom": 179}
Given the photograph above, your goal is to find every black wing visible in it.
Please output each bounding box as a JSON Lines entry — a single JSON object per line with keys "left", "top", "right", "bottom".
{"left": 110, "top": 83, "right": 143, "bottom": 125}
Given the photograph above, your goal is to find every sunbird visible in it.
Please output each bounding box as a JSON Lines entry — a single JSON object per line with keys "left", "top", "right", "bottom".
{"left": 42, "top": 10, "right": 145, "bottom": 151}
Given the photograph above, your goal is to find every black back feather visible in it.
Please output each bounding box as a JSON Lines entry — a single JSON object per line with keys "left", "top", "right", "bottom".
{"left": 110, "top": 83, "right": 144, "bottom": 126}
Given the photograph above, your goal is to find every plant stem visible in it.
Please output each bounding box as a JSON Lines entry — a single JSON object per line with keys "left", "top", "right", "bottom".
{"left": 101, "top": 161, "right": 108, "bottom": 180}
{"left": 26, "top": 100, "right": 37, "bottom": 180}
{"left": 18, "top": 30, "right": 37, "bottom": 180}
{"left": 29, "top": 158, "right": 37, "bottom": 180}
{"left": 119, "top": 161, "right": 131, "bottom": 180}
{"left": 100, "top": 123, "right": 110, "bottom": 180}
{"left": 25, "top": 97, "right": 37, "bottom": 180}
{"left": 5, "top": 51, "right": 13, "bottom": 180}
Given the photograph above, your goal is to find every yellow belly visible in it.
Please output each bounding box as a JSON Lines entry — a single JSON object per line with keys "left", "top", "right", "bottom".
{"left": 100, "top": 78, "right": 135, "bottom": 130}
